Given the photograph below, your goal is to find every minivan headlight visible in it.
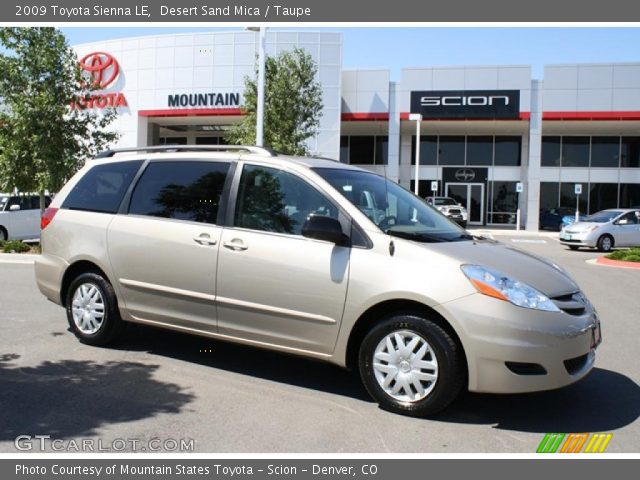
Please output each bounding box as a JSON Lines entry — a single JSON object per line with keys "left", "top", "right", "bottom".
{"left": 461, "top": 265, "right": 560, "bottom": 312}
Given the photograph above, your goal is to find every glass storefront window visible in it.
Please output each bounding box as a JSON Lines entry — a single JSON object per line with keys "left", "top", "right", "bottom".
{"left": 540, "top": 182, "right": 560, "bottom": 210}
{"left": 561, "top": 137, "right": 590, "bottom": 167}
{"left": 494, "top": 136, "right": 521, "bottom": 166}
{"left": 488, "top": 181, "right": 519, "bottom": 224}
{"left": 588, "top": 183, "right": 619, "bottom": 214}
{"left": 411, "top": 136, "right": 438, "bottom": 165}
{"left": 438, "top": 136, "right": 465, "bottom": 166}
{"left": 348, "top": 136, "right": 375, "bottom": 165}
{"left": 621, "top": 137, "right": 640, "bottom": 168}
{"left": 340, "top": 136, "right": 349, "bottom": 163}
{"left": 560, "top": 182, "right": 588, "bottom": 213}
{"left": 466, "top": 136, "right": 493, "bottom": 166}
{"left": 541, "top": 136, "right": 561, "bottom": 167}
{"left": 590, "top": 137, "right": 620, "bottom": 168}
{"left": 619, "top": 183, "right": 640, "bottom": 208}
{"left": 375, "top": 136, "right": 389, "bottom": 165}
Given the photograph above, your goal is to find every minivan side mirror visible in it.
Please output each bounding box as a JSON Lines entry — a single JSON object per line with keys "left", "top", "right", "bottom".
{"left": 617, "top": 218, "right": 629, "bottom": 225}
{"left": 302, "top": 215, "right": 349, "bottom": 245}
{"left": 9, "top": 204, "right": 20, "bottom": 212}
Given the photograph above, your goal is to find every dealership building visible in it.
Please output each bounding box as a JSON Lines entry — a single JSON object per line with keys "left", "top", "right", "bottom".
{"left": 74, "top": 31, "right": 640, "bottom": 230}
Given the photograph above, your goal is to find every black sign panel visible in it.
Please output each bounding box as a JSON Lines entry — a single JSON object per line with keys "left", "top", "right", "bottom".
{"left": 442, "top": 167, "right": 488, "bottom": 183}
{"left": 410, "top": 90, "right": 520, "bottom": 119}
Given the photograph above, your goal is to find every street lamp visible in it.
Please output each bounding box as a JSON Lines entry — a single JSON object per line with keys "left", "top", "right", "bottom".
{"left": 246, "top": 27, "right": 267, "bottom": 147}
{"left": 409, "top": 113, "right": 422, "bottom": 195}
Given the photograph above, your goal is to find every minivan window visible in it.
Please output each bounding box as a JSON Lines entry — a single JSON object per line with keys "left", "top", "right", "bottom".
{"left": 315, "top": 168, "right": 467, "bottom": 243}
{"left": 128, "top": 161, "right": 230, "bottom": 224}
{"left": 62, "top": 161, "right": 143, "bottom": 214}
{"left": 235, "top": 165, "right": 339, "bottom": 235}
{"left": 0, "top": 196, "right": 7, "bottom": 211}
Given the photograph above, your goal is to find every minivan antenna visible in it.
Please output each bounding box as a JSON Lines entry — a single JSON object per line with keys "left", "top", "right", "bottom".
{"left": 382, "top": 162, "right": 395, "bottom": 256}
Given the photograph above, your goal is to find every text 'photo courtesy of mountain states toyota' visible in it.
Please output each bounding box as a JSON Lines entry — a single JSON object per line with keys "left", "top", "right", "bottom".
{"left": 35, "top": 145, "right": 602, "bottom": 417}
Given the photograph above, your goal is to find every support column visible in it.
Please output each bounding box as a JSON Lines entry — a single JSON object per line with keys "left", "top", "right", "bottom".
{"left": 525, "top": 79, "right": 543, "bottom": 231}
{"left": 386, "top": 81, "right": 400, "bottom": 183}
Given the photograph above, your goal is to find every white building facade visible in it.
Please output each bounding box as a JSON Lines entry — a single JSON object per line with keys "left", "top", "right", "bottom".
{"left": 75, "top": 32, "right": 640, "bottom": 230}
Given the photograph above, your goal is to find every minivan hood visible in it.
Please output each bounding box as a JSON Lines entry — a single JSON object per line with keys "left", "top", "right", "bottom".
{"left": 418, "top": 239, "right": 579, "bottom": 298}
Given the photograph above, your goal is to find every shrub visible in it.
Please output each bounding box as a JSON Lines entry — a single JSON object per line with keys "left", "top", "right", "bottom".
{"left": 2, "top": 240, "right": 31, "bottom": 253}
{"left": 606, "top": 248, "right": 640, "bottom": 262}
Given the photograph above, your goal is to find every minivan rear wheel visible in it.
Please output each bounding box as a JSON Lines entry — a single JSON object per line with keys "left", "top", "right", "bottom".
{"left": 65, "top": 272, "right": 125, "bottom": 346}
{"left": 359, "top": 313, "right": 464, "bottom": 417}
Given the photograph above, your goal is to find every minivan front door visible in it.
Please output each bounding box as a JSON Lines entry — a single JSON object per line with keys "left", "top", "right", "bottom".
{"left": 215, "top": 164, "right": 350, "bottom": 356}
{"left": 446, "top": 183, "right": 484, "bottom": 225}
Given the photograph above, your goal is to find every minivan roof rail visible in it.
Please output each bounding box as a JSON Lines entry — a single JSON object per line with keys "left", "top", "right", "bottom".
{"left": 94, "top": 145, "right": 277, "bottom": 158}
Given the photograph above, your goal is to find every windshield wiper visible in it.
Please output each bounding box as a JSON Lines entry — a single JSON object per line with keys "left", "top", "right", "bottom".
{"left": 385, "top": 230, "right": 448, "bottom": 243}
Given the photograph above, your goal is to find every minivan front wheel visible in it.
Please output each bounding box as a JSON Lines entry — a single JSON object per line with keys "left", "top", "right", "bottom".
{"left": 65, "top": 272, "right": 124, "bottom": 346}
{"left": 359, "top": 314, "right": 464, "bottom": 417}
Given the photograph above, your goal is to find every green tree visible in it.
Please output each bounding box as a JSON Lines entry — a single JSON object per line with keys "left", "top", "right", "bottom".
{"left": 226, "top": 48, "right": 323, "bottom": 156}
{"left": 0, "top": 27, "right": 118, "bottom": 210}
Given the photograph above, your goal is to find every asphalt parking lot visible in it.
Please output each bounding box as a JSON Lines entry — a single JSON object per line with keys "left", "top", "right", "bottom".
{"left": 0, "top": 233, "right": 638, "bottom": 453}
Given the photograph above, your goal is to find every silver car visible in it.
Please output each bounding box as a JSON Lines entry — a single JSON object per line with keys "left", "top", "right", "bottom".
{"left": 35, "top": 146, "right": 601, "bottom": 417}
{"left": 559, "top": 208, "right": 640, "bottom": 251}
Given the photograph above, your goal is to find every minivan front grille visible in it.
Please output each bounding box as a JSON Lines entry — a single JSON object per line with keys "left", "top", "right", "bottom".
{"left": 551, "top": 291, "right": 587, "bottom": 316}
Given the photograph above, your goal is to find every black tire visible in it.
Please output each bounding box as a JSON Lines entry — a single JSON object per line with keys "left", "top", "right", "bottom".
{"left": 568, "top": 245, "right": 580, "bottom": 251}
{"left": 597, "top": 234, "right": 614, "bottom": 252}
{"left": 65, "top": 272, "right": 125, "bottom": 346}
{"left": 0, "top": 227, "right": 7, "bottom": 242}
{"left": 359, "top": 313, "right": 465, "bottom": 417}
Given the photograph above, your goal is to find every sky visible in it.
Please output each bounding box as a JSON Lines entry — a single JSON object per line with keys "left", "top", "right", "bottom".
{"left": 60, "top": 27, "right": 640, "bottom": 80}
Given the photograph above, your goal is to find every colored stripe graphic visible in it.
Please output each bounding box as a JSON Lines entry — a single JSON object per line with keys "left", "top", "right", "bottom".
{"left": 584, "top": 433, "right": 613, "bottom": 453}
{"left": 560, "top": 433, "right": 589, "bottom": 453}
{"left": 536, "top": 433, "right": 565, "bottom": 453}
{"left": 537, "top": 433, "right": 613, "bottom": 453}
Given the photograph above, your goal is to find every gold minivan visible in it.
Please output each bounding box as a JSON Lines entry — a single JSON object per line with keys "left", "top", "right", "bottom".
{"left": 35, "top": 146, "right": 601, "bottom": 416}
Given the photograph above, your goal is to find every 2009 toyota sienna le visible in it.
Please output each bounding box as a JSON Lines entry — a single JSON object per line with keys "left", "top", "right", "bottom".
{"left": 35, "top": 145, "right": 602, "bottom": 417}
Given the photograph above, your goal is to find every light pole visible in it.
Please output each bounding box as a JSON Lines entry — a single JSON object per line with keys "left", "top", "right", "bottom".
{"left": 409, "top": 113, "right": 422, "bottom": 195}
{"left": 246, "top": 27, "right": 267, "bottom": 147}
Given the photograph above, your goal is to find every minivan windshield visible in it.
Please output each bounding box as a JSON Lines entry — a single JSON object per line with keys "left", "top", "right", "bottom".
{"left": 0, "top": 196, "right": 8, "bottom": 211}
{"left": 587, "top": 210, "right": 623, "bottom": 223}
{"left": 314, "top": 168, "right": 468, "bottom": 243}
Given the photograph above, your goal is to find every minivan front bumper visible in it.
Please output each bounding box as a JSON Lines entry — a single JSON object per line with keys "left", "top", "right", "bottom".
{"left": 434, "top": 292, "right": 600, "bottom": 394}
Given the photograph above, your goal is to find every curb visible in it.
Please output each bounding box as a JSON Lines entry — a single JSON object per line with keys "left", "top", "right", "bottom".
{"left": 594, "top": 256, "right": 640, "bottom": 269}
{"left": 0, "top": 253, "right": 38, "bottom": 264}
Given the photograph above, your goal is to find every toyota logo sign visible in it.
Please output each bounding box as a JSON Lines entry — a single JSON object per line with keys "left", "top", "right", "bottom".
{"left": 455, "top": 168, "right": 476, "bottom": 182}
{"left": 79, "top": 52, "right": 120, "bottom": 89}
{"left": 73, "top": 51, "right": 127, "bottom": 110}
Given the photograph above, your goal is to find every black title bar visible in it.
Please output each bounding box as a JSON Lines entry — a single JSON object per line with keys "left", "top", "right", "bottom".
{"left": 3, "top": 0, "right": 640, "bottom": 22}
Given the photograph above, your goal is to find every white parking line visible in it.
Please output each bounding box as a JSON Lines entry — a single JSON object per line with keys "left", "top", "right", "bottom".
{"left": 510, "top": 239, "right": 548, "bottom": 244}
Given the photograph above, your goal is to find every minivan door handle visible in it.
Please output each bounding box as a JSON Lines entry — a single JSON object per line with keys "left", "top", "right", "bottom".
{"left": 193, "top": 234, "right": 217, "bottom": 246}
{"left": 223, "top": 239, "right": 248, "bottom": 251}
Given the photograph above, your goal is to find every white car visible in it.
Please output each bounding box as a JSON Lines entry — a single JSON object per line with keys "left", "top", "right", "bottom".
{"left": 0, "top": 194, "right": 52, "bottom": 241}
{"left": 425, "top": 196, "right": 469, "bottom": 227}
{"left": 559, "top": 208, "right": 640, "bottom": 251}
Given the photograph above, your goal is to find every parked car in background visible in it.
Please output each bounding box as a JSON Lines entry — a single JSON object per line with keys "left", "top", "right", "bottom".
{"left": 425, "top": 196, "right": 468, "bottom": 227}
{"left": 539, "top": 207, "right": 577, "bottom": 231}
{"left": 35, "top": 145, "right": 601, "bottom": 417}
{"left": 560, "top": 208, "right": 640, "bottom": 251}
{"left": 561, "top": 212, "right": 588, "bottom": 229}
{"left": 0, "top": 194, "right": 52, "bottom": 241}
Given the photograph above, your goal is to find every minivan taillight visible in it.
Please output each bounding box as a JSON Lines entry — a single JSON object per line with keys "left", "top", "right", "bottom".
{"left": 41, "top": 207, "right": 59, "bottom": 230}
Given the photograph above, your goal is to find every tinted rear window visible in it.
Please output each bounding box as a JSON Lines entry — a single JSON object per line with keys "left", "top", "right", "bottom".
{"left": 62, "top": 161, "right": 143, "bottom": 214}
{"left": 128, "top": 161, "right": 231, "bottom": 224}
